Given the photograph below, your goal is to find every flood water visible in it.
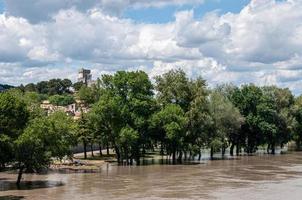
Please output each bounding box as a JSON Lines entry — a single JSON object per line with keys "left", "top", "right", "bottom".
{"left": 1, "top": 152, "right": 302, "bottom": 200}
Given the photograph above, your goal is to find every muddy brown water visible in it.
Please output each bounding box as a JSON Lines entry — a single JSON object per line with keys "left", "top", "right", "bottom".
{"left": 1, "top": 152, "right": 302, "bottom": 200}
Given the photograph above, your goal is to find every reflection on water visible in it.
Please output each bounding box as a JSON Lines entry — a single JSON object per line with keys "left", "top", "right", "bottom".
{"left": 0, "top": 180, "right": 64, "bottom": 191}
{"left": 1, "top": 152, "right": 302, "bottom": 200}
{"left": 0, "top": 196, "right": 24, "bottom": 200}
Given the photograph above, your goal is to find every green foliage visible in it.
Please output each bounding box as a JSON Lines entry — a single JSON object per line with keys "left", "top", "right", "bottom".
{"left": 21, "top": 79, "right": 72, "bottom": 95}
{"left": 77, "top": 85, "right": 99, "bottom": 106}
{"left": 155, "top": 69, "right": 192, "bottom": 111}
{"left": 207, "top": 91, "right": 244, "bottom": 156}
{"left": 0, "top": 92, "right": 29, "bottom": 138}
{"left": 49, "top": 95, "right": 75, "bottom": 106}
{"left": 151, "top": 104, "right": 187, "bottom": 162}
{"left": 73, "top": 82, "right": 85, "bottom": 91}
{"left": 15, "top": 111, "right": 76, "bottom": 183}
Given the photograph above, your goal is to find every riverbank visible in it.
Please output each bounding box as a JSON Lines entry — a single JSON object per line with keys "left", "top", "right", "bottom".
{"left": 50, "top": 150, "right": 116, "bottom": 172}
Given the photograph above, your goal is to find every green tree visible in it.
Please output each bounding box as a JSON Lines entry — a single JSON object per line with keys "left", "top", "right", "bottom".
{"left": 208, "top": 91, "right": 244, "bottom": 159}
{"left": 93, "top": 70, "right": 154, "bottom": 164}
{"left": 15, "top": 111, "right": 76, "bottom": 184}
{"left": 150, "top": 104, "right": 187, "bottom": 163}
{"left": 77, "top": 113, "right": 95, "bottom": 159}
{"left": 117, "top": 126, "right": 139, "bottom": 164}
{"left": 186, "top": 77, "right": 210, "bottom": 160}
{"left": 77, "top": 85, "right": 99, "bottom": 106}
{"left": 49, "top": 95, "right": 75, "bottom": 106}
{"left": 73, "top": 82, "right": 85, "bottom": 91}
{"left": 155, "top": 69, "right": 192, "bottom": 111}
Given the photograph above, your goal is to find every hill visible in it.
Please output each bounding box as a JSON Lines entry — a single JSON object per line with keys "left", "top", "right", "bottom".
{"left": 0, "top": 84, "right": 14, "bottom": 92}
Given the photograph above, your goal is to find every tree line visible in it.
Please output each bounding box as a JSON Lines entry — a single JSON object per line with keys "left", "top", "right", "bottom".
{"left": 1, "top": 69, "right": 302, "bottom": 184}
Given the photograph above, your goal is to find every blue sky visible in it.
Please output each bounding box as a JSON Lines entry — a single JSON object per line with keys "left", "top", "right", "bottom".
{"left": 0, "top": 0, "right": 302, "bottom": 94}
{"left": 124, "top": 0, "right": 250, "bottom": 23}
{"left": 0, "top": 0, "right": 250, "bottom": 23}
{"left": 0, "top": 1, "right": 3, "bottom": 13}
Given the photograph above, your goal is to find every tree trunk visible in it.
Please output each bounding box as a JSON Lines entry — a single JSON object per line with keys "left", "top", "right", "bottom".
{"left": 106, "top": 142, "right": 110, "bottom": 155}
{"left": 16, "top": 166, "right": 24, "bottom": 185}
{"left": 115, "top": 146, "right": 121, "bottom": 163}
{"left": 99, "top": 143, "right": 102, "bottom": 156}
{"left": 230, "top": 143, "right": 235, "bottom": 156}
{"left": 177, "top": 151, "right": 183, "bottom": 163}
{"left": 83, "top": 141, "right": 87, "bottom": 159}
{"left": 160, "top": 141, "right": 164, "bottom": 156}
{"left": 210, "top": 147, "right": 214, "bottom": 160}
{"left": 198, "top": 150, "right": 202, "bottom": 161}
{"left": 222, "top": 146, "right": 226, "bottom": 158}
{"left": 267, "top": 144, "right": 270, "bottom": 154}
{"left": 236, "top": 143, "right": 240, "bottom": 156}
{"left": 172, "top": 150, "right": 176, "bottom": 164}
{"left": 271, "top": 143, "right": 275, "bottom": 155}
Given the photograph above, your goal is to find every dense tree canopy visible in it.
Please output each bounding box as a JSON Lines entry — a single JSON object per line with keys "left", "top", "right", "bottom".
{"left": 20, "top": 79, "right": 73, "bottom": 95}
{"left": 1, "top": 68, "right": 302, "bottom": 180}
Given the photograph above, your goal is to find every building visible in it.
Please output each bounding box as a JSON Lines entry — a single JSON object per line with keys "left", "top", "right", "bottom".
{"left": 78, "top": 68, "right": 92, "bottom": 85}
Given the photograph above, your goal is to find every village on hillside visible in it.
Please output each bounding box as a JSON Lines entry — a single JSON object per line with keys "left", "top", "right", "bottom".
{"left": 40, "top": 68, "right": 93, "bottom": 120}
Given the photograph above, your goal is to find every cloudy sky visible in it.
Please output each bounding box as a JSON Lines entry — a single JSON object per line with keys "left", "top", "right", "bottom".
{"left": 0, "top": 0, "right": 302, "bottom": 94}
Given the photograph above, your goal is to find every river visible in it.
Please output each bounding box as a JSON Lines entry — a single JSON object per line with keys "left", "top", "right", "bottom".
{"left": 1, "top": 152, "right": 302, "bottom": 200}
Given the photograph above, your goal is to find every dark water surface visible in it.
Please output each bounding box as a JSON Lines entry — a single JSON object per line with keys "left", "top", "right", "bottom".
{"left": 1, "top": 152, "right": 302, "bottom": 200}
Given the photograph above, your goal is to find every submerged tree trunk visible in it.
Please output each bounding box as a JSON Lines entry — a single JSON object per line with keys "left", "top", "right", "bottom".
{"left": 172, "top": 150, "right": 176, "bottom": 164}
{"left": 222, "top": 146, "right": 226, "bottom": 158}
{"left": 106, "top": 142, "right": 110, "bottom": 155}
{"left": 236, "top": 143, "right": 240, "bottom": 156}
{"left": 230, "top": 143, "right": 235, "bottom": 156}
{"left": 210, "top": 147, "right": 214, "bottom": 160}
{"left": 115, "top": 146, "right": 121, "bottom": 163}
{"left": 83, "top": 141, "right": 87, "bottom": 159}
{"left": 16, "top": 166, "right": 24, "bottom": 185}
{"left": 271, "top": 143, "right": 275, "bottom": 155}
{"left": 99, "top": 143, "right": 102, "bottom": 156}
{"left": 267, "top": 144, "right": 270, "bottom": 154}
{"left": 198, "top": 150, "right": 202, "bottom": 161}
{"left": 177, "top": 151, "right": 183, "bottom": 163}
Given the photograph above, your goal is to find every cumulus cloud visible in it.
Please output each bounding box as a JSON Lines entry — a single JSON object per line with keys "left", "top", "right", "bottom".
{"left": 0, "top": 0, "right": 302, "bottom": 94}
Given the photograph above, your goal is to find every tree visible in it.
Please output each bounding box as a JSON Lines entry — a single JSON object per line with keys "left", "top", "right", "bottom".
{"left": 215, "top": 84, "right": 245, "bottom": 156}
{"left": 91, "top": 91, "right": 124, "bottom": 162}
{"left": 258, "top": 87, "right": 293, "bottom": 154}
{"left": 15, "top": 111, "right": 76, "bottom": 184}
{"left": 232, "top": 85, "right": 264, "bottom": 154}
{"left": 290, "top": 95, "right": 302, "bottom": 150}
{"left": 24, "top": 79, "right": 73, "bottom": 95}
{"left": 49, "top": 95, "right": 75, "bottom": 106}
{"left": 117, "top": 126, "right": 139, "bottom": 165}
{"left": 186, "top": 77, "right": 210, "bottom": 160}
{"left": 208, "top": 91, "right": 244, "bottom": 159}
{"left": 77, "top": 85, "right": 99, "bottom": 106}
{"left": 92, "top": 70, "right": 154, "bottom": 164}
{"left": 155, "top": 69, "right": 192, "bottom": 111}
{"left": 73, "top": 82, "right": 85, "bottom": 91}
{"left": 0, "top": 92, "right": 29, "bottom": 169}
{"left": 77, "top": 113, "right": 95, "bottom": 159}
{"left": 24, "top": 83, "right": 37, "bottom": 92}
{"left": 150, "top": 104, "right": 187, "bottom": 163}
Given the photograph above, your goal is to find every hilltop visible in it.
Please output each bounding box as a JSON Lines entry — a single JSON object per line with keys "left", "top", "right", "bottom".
{"left": 0, "top": 84, "right": 14, "bottom": 92}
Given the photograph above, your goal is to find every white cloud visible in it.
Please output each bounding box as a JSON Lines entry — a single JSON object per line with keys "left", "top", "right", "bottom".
{"left": 1, "top": 0, "right": 302, "bottom": 94}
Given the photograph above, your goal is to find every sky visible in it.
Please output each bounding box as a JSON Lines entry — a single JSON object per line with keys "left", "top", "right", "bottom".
{"left": 0, "top": 0, "right": 302, "bottom": 94}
